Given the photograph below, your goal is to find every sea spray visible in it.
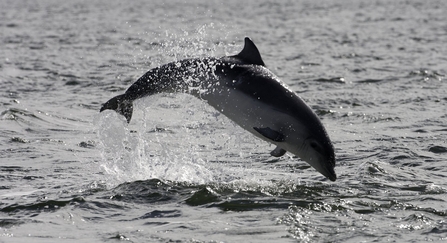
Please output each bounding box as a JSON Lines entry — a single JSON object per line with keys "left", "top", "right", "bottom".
{"left": 95, "top": 29, "right": 300, "bottom": 188}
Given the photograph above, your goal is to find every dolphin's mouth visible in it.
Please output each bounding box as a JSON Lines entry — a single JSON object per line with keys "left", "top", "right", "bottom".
{"left": 327, "top": 172, "right": 337, "bottom": 182}
{"left": 325, "top": 167, "right": 337, "bottom": 182}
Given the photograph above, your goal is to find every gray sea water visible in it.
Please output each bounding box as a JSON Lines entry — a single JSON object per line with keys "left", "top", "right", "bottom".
{"left": 1, "top": 0, "right": 446, "bottom": 242}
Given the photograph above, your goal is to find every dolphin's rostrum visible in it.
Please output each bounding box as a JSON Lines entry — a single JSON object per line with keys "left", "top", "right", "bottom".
{"left": 100, "top": 37, "right": 337, "bottom": 181}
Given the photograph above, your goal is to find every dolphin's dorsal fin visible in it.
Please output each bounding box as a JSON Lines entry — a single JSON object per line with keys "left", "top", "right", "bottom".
{"left": 234, "top": 37, "right": 265, "bottom": 66}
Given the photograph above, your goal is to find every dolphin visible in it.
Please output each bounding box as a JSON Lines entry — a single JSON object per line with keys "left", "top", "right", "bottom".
{"left": 100, "top": 37, "right": 336, "bottom": 181}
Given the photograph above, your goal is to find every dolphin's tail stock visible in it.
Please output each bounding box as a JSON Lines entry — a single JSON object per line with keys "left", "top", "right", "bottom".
{"left": 100, "top": 94, "right": 133, "bottom": 123}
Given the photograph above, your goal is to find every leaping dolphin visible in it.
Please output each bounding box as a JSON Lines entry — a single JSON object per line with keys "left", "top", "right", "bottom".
{"left": 100, "top": 37, "right": 337, "bottom": 181}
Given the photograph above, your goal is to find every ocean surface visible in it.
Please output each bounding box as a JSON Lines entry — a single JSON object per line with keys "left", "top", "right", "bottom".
{"left": 1, "top": 0, "right": 446, "bottom": 242}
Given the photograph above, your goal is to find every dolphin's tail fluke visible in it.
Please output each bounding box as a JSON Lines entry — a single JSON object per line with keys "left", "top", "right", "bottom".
{"left": 100, "top": 94, "right": 133, "bottom": 123}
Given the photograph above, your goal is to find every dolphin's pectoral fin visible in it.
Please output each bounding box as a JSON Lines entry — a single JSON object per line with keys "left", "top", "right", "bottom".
{"left": 270, "top": 146, "right": 287, "bottom": 157}
{"left": 253, "top": 127, "right": 285, "bottom": 142}
{"left": 234, "top": 37, "right": 265, "bottom": 66}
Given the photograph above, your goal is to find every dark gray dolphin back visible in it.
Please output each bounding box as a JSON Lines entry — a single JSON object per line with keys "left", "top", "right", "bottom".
{"left": 100, "top": 37, "right": 265, "bottom": 123}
